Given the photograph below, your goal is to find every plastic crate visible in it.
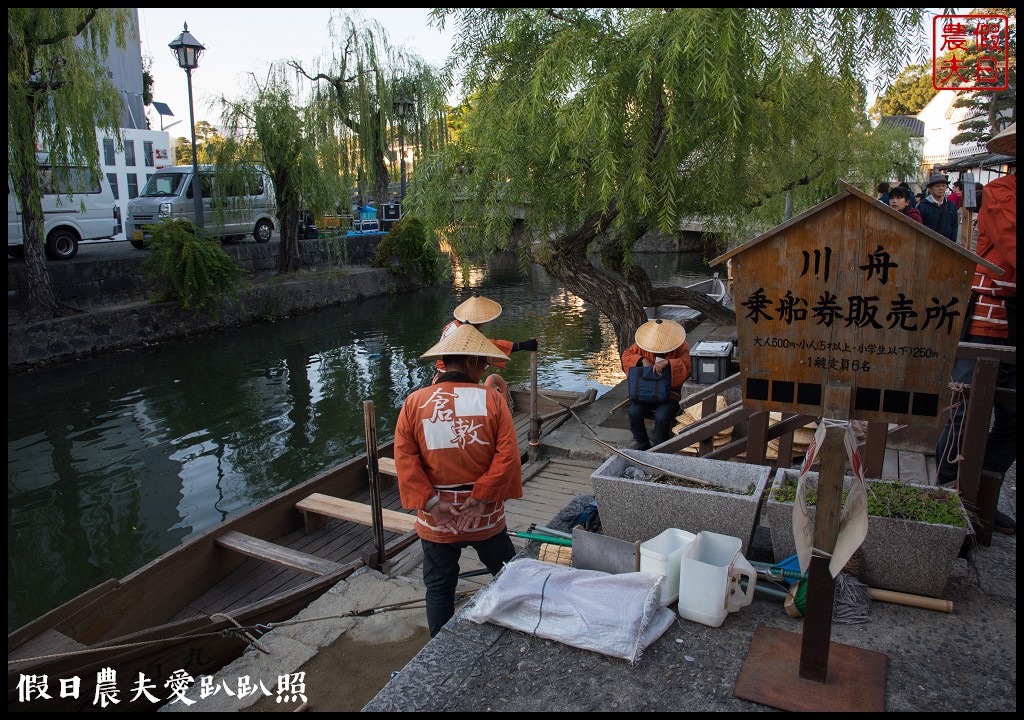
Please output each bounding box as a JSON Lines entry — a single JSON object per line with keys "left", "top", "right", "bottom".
{"left": 691, "top": 341, "right": 733, "bottom": 384}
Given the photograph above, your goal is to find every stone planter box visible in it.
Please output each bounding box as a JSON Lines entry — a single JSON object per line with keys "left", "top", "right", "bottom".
{"left": 591, "top": 451, "right": 772, "bottom": 554}
{"left": 765, "top": 469, "right": 969, "bottom": 598}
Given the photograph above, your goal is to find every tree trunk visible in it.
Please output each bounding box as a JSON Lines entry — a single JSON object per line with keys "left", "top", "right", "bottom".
{"left": 541, "top": 203, "right": 647, "bottom": 355}
{"left": 277, "top": 203, "right": 302, "bottom": 273}
{"left": 12, "top": 127, "right": 78, "bottom": 322}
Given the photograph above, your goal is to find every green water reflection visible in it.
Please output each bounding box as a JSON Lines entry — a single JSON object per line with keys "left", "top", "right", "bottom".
{"left": 6, "top": 252, "right": 716, "bottom": 630}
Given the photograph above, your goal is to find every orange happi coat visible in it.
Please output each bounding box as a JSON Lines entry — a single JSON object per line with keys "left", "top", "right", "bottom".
{"left": 394, "top": 379, "right": 523, "bottom": 543}
{"left": 967, "top": 174, "right": 1016, "bottom": 339}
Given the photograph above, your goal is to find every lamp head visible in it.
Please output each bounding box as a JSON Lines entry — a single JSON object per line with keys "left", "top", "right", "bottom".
{"left": 169, "top": 22, "right": 205, "bottom": 71}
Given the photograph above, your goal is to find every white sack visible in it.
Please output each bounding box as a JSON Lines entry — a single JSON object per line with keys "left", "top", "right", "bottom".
{"left": 464, "top": 557, "right": 676, "bottom": 664}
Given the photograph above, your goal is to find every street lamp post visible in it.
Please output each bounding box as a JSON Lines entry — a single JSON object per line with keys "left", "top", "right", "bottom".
{"left": 169, "top": 23, "right": 205, "bottom": 231}
{"left": 393, "top": 95, "right": 415, "bottom": 205}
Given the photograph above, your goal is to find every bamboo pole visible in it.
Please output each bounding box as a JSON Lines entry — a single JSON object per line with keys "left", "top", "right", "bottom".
{"left": 529, "top": 350, "right": 540, "bottom": 461}
{"left": 362, "top": 401, "right": 386, "bottom": 570}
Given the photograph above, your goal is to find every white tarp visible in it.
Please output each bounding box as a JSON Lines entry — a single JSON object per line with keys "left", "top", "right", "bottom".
{"left": 463, "top": 558, "right": 676, "bottom": 664}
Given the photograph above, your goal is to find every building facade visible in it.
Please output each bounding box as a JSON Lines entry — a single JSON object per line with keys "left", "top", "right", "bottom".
{"left": 93, "top": 9, "right": 172, "bottom": 241}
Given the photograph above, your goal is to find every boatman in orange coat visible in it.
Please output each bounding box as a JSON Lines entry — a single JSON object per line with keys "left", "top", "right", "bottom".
{"left": 621, "top": 318, "right": 692, "bottom": 450}
{"left": 395, "top": 323, "right": 524, "bottom": 636}
{"left": 436, "top": 293, "right": 538, "bottom": 411}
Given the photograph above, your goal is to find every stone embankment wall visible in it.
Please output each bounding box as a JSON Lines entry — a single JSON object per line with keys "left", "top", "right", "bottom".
{"left": 7, "top": 235, "right": 384, "bottom": 313}
{"left": 7, "top": 236, "right": 432, "bottom": 370}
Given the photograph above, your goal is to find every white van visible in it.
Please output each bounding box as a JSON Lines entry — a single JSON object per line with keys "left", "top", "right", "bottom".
{"left": 125, "top": 164, "right": 276, "bottom": 248}
{"left": 8, "top": 164, "right": 119, "bottom": 261}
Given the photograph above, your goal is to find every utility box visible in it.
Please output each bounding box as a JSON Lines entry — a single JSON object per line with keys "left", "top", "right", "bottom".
{"left": 380, "top": 203, "right": 401, "bottom": 231}
{"left": 691, "top": 341, "right": 733, "bottom": 385}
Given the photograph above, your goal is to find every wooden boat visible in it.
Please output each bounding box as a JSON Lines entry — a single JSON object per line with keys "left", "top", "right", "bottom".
{"left": 8, "top": 386, "right": 595, "bottom": 712}
{"left": 645, "top": 274, "right": 731, "bottom": 324}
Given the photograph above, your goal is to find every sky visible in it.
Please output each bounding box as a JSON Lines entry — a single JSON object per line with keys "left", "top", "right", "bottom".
{"left": 137, "top": 8, "right": 970, "bottom": 140}
{"left": 136, "top": 8, "right": 457, "bottom": 140}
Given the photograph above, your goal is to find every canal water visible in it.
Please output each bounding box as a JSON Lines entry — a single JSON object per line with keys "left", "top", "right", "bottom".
{"left": 7, "top": 252, "right": 718, "bottom": 631}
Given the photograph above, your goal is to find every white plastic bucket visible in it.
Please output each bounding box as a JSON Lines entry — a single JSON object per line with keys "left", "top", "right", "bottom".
{"left": 677, "top": 531, "right": 756, "bottom": 627}
{"left": 639, "top": 528, "right": 696, "bottom": 606}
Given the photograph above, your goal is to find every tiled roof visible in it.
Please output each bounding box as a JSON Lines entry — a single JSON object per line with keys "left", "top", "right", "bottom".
{"left": 936, "top": 152, "right": 1016, "bottom": 171}
{"left": 879, "top": 115, "right": 925, "bottom": 137}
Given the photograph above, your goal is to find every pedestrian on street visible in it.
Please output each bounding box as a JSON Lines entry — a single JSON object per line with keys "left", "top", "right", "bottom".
{"left": 889, "top": 185, "right": 923, "bottom": 224}
{"left": 918, "top": 173, "right": 959, "bottom": 243}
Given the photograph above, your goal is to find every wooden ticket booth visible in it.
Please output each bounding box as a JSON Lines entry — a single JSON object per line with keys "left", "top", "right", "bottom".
{"left": 712, "top": 180, "right": 998, "bottom": 711}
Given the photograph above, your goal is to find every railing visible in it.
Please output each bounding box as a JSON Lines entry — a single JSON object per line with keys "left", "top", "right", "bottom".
{"left": 653, "top": 341, "right": 1016, "bottom": 541}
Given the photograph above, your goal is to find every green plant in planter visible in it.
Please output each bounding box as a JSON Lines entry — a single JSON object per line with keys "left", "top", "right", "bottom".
{"left": 141, "top": 218, "right": 249, "bottom": 316}
{"left": 372, "top": 215, "right": 442, "bottom": 282}
{"left": 772, "top": 475, "right": 967, "bottom": 527}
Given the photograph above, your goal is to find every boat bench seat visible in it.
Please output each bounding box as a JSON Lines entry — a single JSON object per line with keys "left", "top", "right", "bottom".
{"left": 215, "top": 530, "right": 345, "bottom": 576}
{"left": 377, "top": 456, "right": 398, "bottom": 479}
{"left": 296, "top": 493, "right": 418, "bottom": 534}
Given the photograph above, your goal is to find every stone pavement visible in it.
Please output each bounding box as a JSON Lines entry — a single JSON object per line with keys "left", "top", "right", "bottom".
{"left": 365, "top": 476, "right": 1015, "bottom": 712}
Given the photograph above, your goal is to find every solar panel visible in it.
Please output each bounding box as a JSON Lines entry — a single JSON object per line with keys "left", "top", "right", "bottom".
{"left": 152, "top": 101, "right": 174, "bottom": 117}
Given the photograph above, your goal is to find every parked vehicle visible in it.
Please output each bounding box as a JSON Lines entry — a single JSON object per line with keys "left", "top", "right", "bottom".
{"left": 8, "top": 162, "right": 119, "bottom": 261}
{"left": 125, "top": 164, "right": 276, "bottom": 248}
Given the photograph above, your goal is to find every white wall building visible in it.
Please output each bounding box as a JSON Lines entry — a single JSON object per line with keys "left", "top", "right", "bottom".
{"left": 97, "top": 128, "right": 173, "bottom": 241}
{"left": 916, "top": 90, "right": 1013, "bottom": 186}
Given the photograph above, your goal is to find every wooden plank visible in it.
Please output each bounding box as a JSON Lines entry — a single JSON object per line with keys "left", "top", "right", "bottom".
{"left": 881, "top": 448, "right": 899, "bottom": 480}
{"left": 377, "top": 456, "right": 398, "bottom": 478}
{"left": 215, "top": 531, "right": 344, "bottom": 577}
{"left": 925, "top": 455, "right": 939, "bottom": 486}
{"left": 8, "top": 629, "right": 87, "bottom": 661}
{"left": 297, "top": 494, "right": 418, "bottom": 534}
{"left": 896, "top": 450, "right": 930, "bottom": 485}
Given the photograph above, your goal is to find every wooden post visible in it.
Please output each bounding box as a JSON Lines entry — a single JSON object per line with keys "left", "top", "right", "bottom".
{"left": 362, "top": 401, "right": 387, "bottom": 570}
{"left": 957, "top": 357, "right": 1000, "bottom": 537}
{"left": 529, "top": 351, "right": 540, "bottom": 461}
{"left": 959, "top": 173, "right": 976, "bottom": 251}
{"left": 799, "top": 386, "right": 850, "bottom": 682}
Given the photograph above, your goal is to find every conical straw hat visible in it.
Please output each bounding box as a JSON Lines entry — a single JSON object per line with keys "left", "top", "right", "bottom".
{"left": 453, "top": 293, "right": 502, "bottom": 324}
{"left": 634, "top": 318, "right": 686, "bottom": 354}
{"left": 986, "top": 122, "right": 1016, "bottom": 157}
{"left": 420, "top": 323, "right": 509, "bottom": 363}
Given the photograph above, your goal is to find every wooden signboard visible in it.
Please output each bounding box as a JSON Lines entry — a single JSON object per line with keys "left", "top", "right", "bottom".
{"left": 713, "top": 181, "right": 998, "bottom": 426}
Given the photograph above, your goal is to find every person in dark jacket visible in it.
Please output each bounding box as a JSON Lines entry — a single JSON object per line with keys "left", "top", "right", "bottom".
{"left": 876, "top": 181, "right": 891, "bottom": 205}
{"left": 889, "top": 186, "right": 922, "bottom": 223}
{"left": 918, "top": 173, "right": 958, "bottom": 243}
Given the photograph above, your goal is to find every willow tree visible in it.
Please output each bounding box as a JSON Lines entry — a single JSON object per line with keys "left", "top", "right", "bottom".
{"left": 415, "top": 8, "right": 924, "bottom": 354}
{"left": 8, "top": 8, "right": 131, "bottom": 321}
{"left": 219, "top": 66, "right": 348, "bottom": 273}
{"left": 287, "top": 10, "right": 451, "bottom": 206}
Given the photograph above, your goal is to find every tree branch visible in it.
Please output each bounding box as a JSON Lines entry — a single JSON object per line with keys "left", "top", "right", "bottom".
{"left": 35, "top": 8, "right": 97, "bottom": 47}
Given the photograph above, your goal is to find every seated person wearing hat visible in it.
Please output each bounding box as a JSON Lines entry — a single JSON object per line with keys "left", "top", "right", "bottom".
{"left": 436, "top": 293, "right": 538, "bottom": 411}
{"left": 918, "top": 173, "right": 959, "bottom": 243}
{"left": 621, "top": 318, "right": 692, "bottom": 450}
